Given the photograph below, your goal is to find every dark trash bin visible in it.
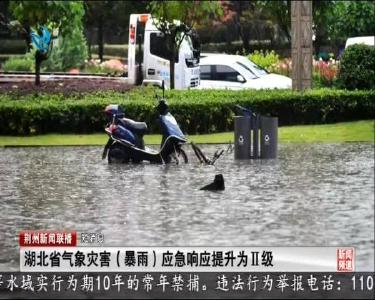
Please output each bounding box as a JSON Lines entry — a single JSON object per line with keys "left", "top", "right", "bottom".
{"left": 260, "top": 116, "right": 278, "bottom": 159}
{"left": 234, "top": 116, "right": 251, "bottom": 159}
{"left": 233, "top": 105, "right": 278, "bottom": 159}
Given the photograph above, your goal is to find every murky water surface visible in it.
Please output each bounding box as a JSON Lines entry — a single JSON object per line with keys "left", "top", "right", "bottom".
{"left": 0, "top": 144, "right": 373, "bottom": 271}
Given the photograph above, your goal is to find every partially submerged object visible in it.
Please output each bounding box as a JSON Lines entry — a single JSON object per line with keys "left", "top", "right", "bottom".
{"left": 200, "top": 174, "right": 225, "bottom": 191}
{"left": 191, "top": 142, "right": 224, "bottom": 165}
{"left": 102, "top": 83, "right": 226, "bottom": 165}
{"left": 102, "top": 84, "right": 188, "bottom": 164}
{"left": 233, "top": 104, "right": 278, "bottom": 159}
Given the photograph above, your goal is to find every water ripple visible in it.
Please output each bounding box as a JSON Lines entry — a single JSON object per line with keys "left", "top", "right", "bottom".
{"left": 0, "top": 143, "right": 373, "bottom": 271}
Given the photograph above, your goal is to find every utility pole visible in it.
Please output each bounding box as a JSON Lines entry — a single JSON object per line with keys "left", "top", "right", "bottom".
{"left": 291, "top": 1, "right": 313, "bottom": 90}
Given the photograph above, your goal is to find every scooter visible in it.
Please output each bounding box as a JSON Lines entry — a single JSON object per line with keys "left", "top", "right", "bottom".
{"left": 102, "top": 85, "right": 188, "bottom": 164}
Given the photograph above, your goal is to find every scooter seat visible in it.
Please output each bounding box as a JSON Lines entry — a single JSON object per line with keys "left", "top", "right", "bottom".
{"left": 122, "top": 118, "right": 148, "bottom": 132}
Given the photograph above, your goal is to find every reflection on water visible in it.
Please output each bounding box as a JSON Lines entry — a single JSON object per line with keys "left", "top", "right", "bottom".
{"left": 0, "top": 144, "right": 373, "bottom": 271}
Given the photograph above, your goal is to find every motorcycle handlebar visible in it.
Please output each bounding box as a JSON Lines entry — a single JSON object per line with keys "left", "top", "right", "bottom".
{"left": 153, "top": 81, "right": 168, "bottom": 114}
{"left": 235, "top": 104, "right": 255, "bottom": 117}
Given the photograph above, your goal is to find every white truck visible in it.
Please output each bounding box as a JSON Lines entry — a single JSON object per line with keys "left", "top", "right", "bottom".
{"left": 345, "top": 36, "right": 374, "bottom": 49}
{"left": 127, "top": 14, "right": 200, "bottom": 89}
{"left": 0, "top": 14, "right": 201, "bottom": 88}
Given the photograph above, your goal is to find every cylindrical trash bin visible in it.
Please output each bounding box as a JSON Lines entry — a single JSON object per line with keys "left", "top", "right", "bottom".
{"left": 234, "top": 116, "right": 251, "bottom": 159}
{"left": 260, "top": 116, "right": 278, "bottom": 159}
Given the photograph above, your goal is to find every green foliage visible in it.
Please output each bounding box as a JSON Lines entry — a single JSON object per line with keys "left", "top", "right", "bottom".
{"left": 312, "top": 73, "right": 326, "bottom": 89}
{"left": 84, "top": 1, "right": 148, "bottom": 33}
{"left": 246, "top": 1, "right": 373, "bottom": 52}
{"left": 0, "top": 89, "right": 374, "bottom": 135}
{"left": 149, "top": 1, "right": 223, "bottom": 28}
{"left": 9, "top": 1, "right": 85, "bottom": 36}
{"left": 2, "top": 53, "right": 34, "bottom": 72}
{"left": 330, "top": 1, "right": 375, "bottom": 45}
{"left": 338, "top": 44, "right": 375, "bottom": 90}
{"left": 311, "top": 1, "right": 336, "bottom": 54}
{"left": 221, "top": 1, "right": 278, "bottom": 51}
{"left": 257, "top": 0, "right": 291, "bottom": 42}
{"left": 248, "top": 50, "right": 280, "bottom": 70}
{"left": 41, "top": 2, "right": 87, "bottom": 72}
{"left": 9, "top": 1, "right": 88, "bottom": 72}
{"left": 148, "top": 1, "right": 223, "bottom": 89}
{"left": 83, "top": 1, "right": 149, "bottom": 61}
{"left": 42, "top": 27, "right": 88, "bottom": 71}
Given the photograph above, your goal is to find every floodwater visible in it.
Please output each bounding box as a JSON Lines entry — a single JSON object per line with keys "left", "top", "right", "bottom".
{"left": 0, "top": 143, "right": 373, "bottom": 271}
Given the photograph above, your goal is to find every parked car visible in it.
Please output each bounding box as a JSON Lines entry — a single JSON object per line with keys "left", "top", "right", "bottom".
{"left": 198, "top": 54, "right": 292, "bottom": 90}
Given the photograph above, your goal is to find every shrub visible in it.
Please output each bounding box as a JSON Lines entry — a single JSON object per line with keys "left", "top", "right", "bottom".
{"left": 2, "top": 54, "right": 34, "bottom": 72}
{"left": 248, "top": 50, "right": 280, "bottom": 70}
{"left": 0, "top": 88, "right": 374, "bottom": 135}
{"left": 0, "top": 39, "right": 28, "bottom": 55}
{"left": 42, "top": 27, "right": 88, "bottom": 71}
{"left": 338, "top": 44, "right": 375, "bottom": 90}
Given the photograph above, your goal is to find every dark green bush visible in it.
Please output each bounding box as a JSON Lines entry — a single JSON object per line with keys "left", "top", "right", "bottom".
{"left": 338, "top": 44, "right": 375, "bottom": 90}
{"left": 42, "top": 28, "right": 88, "bottom": 71}
{"left": 0, "top": 39, "right": 27, "bottom": 55}
{"left": 0, "top": 88, "right": 374, "bottom": 135}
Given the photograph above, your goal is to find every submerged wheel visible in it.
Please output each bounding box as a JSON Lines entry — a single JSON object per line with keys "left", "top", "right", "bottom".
{"left": 177, "top": 147, "right": 188, "bottom": 164}
{"left": 131, "top": 157, "right": 142, "bottom": 164}
{"left": 108, "top": 144, "right": 130, "bottom": 164}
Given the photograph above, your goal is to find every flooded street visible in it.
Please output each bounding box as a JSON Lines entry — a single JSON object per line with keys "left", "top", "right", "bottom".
{"left": 0, "top": 143, "right": 373, "bottom": 271}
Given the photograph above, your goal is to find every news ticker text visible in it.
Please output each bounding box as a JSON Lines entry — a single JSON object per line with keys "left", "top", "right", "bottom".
{"left": 0, "top": 272, "right": 373, "bottom": 299}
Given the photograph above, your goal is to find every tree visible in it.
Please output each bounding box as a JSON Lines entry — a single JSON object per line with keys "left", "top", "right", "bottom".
{"left": 259, "top": 0, "right": 355, "bottom": 55}
{"left": 84, "top": 0, "right": 149, "bottom": 61}
{"left": 259, "top": 0, "right": 291, "bottom": 43}
{"left": 148, "top": 1, "right": 222, "bottom": 89}
{"left": 219, "top": 1, "right": 282, "bottom": 53}
{"left": 9, "top": 1, "right": 86, "bottom": 85}
{"left": 258, "top": 0, "right": 333, "bottom": 49}
{"left": 42, "top": 24, "right": 88, "bottom": 72}
{"left": 221, "top": 1, "right": 256, "bottom": 52}
{"left": 329, "top": 1, "right": 375, "bottom": 47}
{"left": 312, "top": 0, "right": 335, "bottom": 55}
{"left": 84, "top": 0, "right": 112, "bottom": 62}
{"left": 29, "top": 26, "right": 53, "bottom": 85}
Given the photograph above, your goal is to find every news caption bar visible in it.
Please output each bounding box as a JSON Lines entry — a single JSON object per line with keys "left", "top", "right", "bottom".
{"left": 19, "top": 231, "right": 355, "bottom": 273}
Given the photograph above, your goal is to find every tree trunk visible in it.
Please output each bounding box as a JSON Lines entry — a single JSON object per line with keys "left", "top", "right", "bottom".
{"left": 239, "top": 27, "right": 251, "bottom": 53}
{"left": 35, "top": 52, "right": 43, "bottom": 86}
{"left": 314, "top": 34, "right": 322, "bottom": 57}
{"left": 25, "top": 25, "right": 32, "bottom": 52}
{"left": 88, "top": 40, "right": 92, "bottom": 60}
{"left": 97, "top": 19, "right": 104, "bottom": 62}
{"left": 280, "top": 22, "right": 291, "bottom": 43}
{"left": 85, "top": 28, "right": 92, "bottom": 60}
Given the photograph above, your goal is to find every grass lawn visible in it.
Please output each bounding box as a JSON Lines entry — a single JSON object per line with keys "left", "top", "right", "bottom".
{"left": 0, "top": 120, "right": 373, "bottom": 146}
